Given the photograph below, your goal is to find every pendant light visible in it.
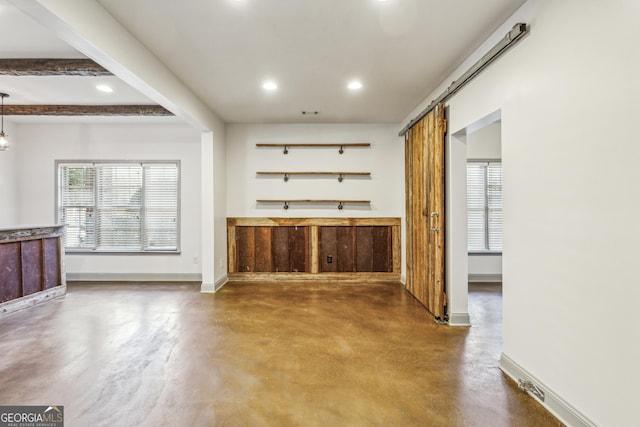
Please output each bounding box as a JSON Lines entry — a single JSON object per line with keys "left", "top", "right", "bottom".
{"left": 0, "top": 93, "right": 8, "bottom": 151}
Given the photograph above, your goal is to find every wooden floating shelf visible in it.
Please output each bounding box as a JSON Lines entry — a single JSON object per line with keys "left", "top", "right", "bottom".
{"left": 256, "top": 171, "right": 371, "bottom": 182}
{"left": 256, "top": 199, "right": 371, "bottom": 210}
{"left": 256, "top": 143, "right": 370, "bottom": 154}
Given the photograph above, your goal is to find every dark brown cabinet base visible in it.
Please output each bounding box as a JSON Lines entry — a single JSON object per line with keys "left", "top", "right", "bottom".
{"left": 318, "top": 226, "right": 392, "bottom": 273}
{"left": 0, "top": 226, "right": 66, "bottom": 315}
{"left": 228, "top": 218, "right": 400, "bottom": 281}
{"left": 235, "top": 225, "right": 310, "bottom": 273}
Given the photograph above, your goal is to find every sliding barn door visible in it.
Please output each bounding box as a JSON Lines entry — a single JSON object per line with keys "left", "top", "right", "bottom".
{"left": 405, "top": 104, "right": 446, "bottom": 320}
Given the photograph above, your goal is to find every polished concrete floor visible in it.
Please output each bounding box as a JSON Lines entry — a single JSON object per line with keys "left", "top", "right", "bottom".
{"left": 0, "top": 281, "right": 562, "bottom": 426}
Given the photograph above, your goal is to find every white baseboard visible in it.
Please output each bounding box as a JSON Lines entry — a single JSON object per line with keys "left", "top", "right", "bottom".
{"left": 0, "top": 285, "right": 67, "bottom": 317}
{"left": 468, "top": 273, "right": 502, "bottom": 282}
{"left": 66, "top": 273, "right": 202, "bottom": 282}
{"left": 214, "top": 276, "right": 228, "bottom": 291}
{"left": 500, "top": 353, "right": 596, "bottom": 427}
{"left": 200, "top": 283, "right": 215, "bottom": 293}
{"left": 448, "top": 312, "right": 471, "bottom": 326}
{"left": 201, "top": 275, "right": 228, "bottom": 293}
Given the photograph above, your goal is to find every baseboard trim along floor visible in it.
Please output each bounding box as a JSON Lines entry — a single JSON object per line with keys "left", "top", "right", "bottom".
{"left": 0, "top": 285, "right": 67, "bottom": 317}
{"left": 200, "top": 283, "right": 216, "bottom": 293}
{"left": 67, "top": 273, "right": 202, "bottom": 282}
{"left": 468, "top": 274, "right": 502, "bottom": 282}
{"left": 500, "top": 353, "right": 596, "bottom": 427}
{"left": 201, "top": 275, "right": 229, "bottom": 293}
{"left": 448, "top": 312, "right": 471, "bottom": 326}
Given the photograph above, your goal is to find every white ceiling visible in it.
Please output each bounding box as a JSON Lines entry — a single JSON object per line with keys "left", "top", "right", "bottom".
{"left": 0, "top": 0, "right": 527, "bottom": 124}
{"left": 0, "top": 0, "right": 169, "bottom": 123}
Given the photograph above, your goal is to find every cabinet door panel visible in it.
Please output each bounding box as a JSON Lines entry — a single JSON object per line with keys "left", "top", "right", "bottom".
{"left": 43, "top": 238, "right": 61, "bottom": 289}
{"left": 289, "top": 226, "right": 308, "bottom": 273}
{"left": 355, "top": 226, "right": 374, "bottom": 272}
{"left": 372, "top": 226, "right": 391, "bottom": 272}
{"left": 272, "top": 226, "right": 290, "bottom": 273}
{"left": 21, "top": 240, "right": 43, "bottom": 296}
{"left": 236, "top": 226, "right": 256, "bottom": 272}
{"left": 0, "top": 243, "right": 21, "bottom": 302}
{"left": 336, "top": 227, "right": 355, "bottom": 272}
{"left": 319, "top": 226, "right": 337, "bottom": 273}
{"left": 254, "top": 226, "right": 273, "bottom": 272}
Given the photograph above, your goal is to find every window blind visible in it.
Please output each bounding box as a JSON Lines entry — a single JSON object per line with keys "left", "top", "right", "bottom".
{"left": 467, "top": 163, "right": 487, "bottom": 251}
{"left": 57, "top": 161, "right": 179, "bottom": 252}
{"left": 96, "top": 164, "right": 142, "bottom": 250}
{"left": 467, "top": 161, "right": 502, "bottom": 252}
{"left": 143, "top": 164, "right": 178, "bottom": 250}
{"left": 59, "top": 165, "right": 96, "bottom": 249}
{"left": 487, "top": 163, "right": 503, "bottom": 251}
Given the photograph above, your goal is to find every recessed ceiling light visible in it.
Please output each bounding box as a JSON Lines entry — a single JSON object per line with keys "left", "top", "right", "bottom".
{"left": 96, "top": 84, "right": 113, "bottom": 93}
{"left": 262, "top": 81, "right": 278, "bottom": 91}
{"left": 347, "top": 81, "right": 363, "bottom": 90}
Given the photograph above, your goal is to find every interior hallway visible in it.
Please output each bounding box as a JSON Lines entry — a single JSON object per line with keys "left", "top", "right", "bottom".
{"left": 0, "top": 282, "right": 561, "bottom": 426}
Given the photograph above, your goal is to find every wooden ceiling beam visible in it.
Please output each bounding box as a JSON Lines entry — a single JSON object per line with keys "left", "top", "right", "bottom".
{"left": 0, "top": 58, "right": 112, "bottom": 76}
{"left": 2, "top": 104, "right": 173, "bottom": 116}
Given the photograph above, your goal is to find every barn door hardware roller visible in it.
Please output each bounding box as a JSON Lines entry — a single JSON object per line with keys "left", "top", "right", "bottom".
{"left": 399, "top": 23, "right": 528, "bottom": 136}
{"left": 434, "top": 317, "right": 448, "bottom": 325}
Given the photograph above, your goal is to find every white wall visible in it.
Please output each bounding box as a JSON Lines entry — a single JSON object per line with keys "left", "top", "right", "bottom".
{"left": 14, "top": 121, "right": 203, "bottom": 279}
{"left": 403, "top": 0, "right": 640, "bottom": 425}
{"left": 467, "top": 255, "right": 502, "bottom": 281}
{"left": 212, "top": 128, "right": 228, "bottom": 285}
{"left": 14, "top": 0, "right": 227, "bottom": 290}
{"left": 467, "top": 121, "right": 502, "bottom": 280}
{"left": 226, "top": 123, "right": 404, "bottom": 218}
{"left": 226, "top": 123, "right": 405, "bottom": 281}
{"left": 467, "top": 121, "right": 501, "bottom": 159}
{"left": 0, "top": 121, "right": 18, "bottom": 225}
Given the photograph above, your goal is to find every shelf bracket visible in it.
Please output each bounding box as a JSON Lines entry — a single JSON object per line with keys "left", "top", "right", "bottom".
{"left": 283, "top": 201, "right": 289, "bottom": 210}
{"left": 339, "top": 145, "right": 344, "bottom": 154}
{"left": 283, "top": 145, "right": 289, "bottom": 154}
{"left": 338, "top": 201, "right": 344, "bottom": 210}
{"left": 283, "top": 173, "right": 289, "bottom": 182}
{"left": 338, "top": 173, "right": 344, "bottom": 183}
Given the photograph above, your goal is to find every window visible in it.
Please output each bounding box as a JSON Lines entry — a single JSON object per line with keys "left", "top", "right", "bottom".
{"left": 57, "top": 161, "right": 180, "bottom": 253}
{"left": 467, "top": 161, "right": 502, "bottom": 252}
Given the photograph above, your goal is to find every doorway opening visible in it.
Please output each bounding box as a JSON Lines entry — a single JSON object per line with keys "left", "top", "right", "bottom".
{"left": 466, "top": 114, "right": 503, "bottom": 327}
{"left": 448, "top": 110, "right": 502, "bottom": 327}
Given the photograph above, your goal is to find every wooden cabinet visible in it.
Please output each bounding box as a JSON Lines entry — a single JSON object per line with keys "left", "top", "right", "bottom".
{"left": 0, "top": 242, "right": 21, "bottom": 302}
{"left": 228, "top": 218, "right": 400, "bottom": 281}
{"left": 235, "top": 225, "right": 309, "bottom": 273}
{"left": 318, "top": 226, "right": 392, "bottom": 273}
{"left": 0, "top": 225, "right": 66, "bottom": 315}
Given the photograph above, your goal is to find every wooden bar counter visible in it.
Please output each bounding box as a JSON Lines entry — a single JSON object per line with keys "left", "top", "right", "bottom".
{"left": 0, "top": 225, "right": 66, "bottom": 315}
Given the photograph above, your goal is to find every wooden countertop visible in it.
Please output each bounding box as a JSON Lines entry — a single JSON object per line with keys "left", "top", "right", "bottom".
{"left": 0, "top": 225, "right": 65, "bottom": 242}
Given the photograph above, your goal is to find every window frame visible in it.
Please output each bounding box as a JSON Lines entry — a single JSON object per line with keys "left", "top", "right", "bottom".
{"left": 467, "top": 159, "right": 502, "bottom": 255}
{"left": 55, "top": 160, "right": 181, "bottom": 255}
